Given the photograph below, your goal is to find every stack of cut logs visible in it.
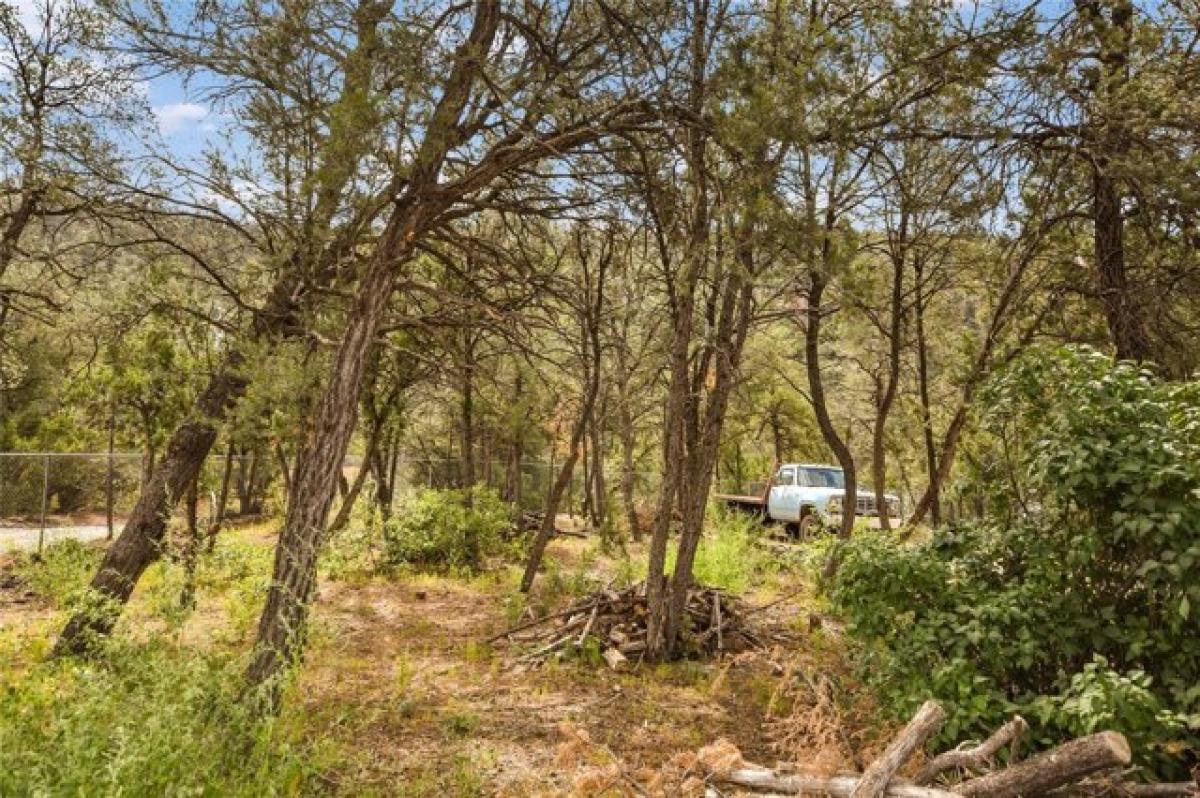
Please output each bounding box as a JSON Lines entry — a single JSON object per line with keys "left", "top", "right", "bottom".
{"left": 488, "top": 581, "right": 764, "bottom": 668}
{"left": 709, "top": 700, "right": 1198, "bottom": 797}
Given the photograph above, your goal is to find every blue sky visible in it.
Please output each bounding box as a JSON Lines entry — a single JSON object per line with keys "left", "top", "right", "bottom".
{"left": 9, "top": 0, "right": 220, "bottom": 163}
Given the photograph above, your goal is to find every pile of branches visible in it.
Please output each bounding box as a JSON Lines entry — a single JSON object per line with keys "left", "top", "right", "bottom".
{"left": 488, "top": 581, "right": 771, "bottom": 668}
{"left": 712, "top": 700, "right": 1199, "bottom": 798}
{"left": 513, "top": 511, "right": 586, "bottom": 539}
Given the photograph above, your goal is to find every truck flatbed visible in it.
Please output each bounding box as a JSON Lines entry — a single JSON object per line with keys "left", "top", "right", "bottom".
{"left": 713, "top": 493, "right": 767, "bottom": 513}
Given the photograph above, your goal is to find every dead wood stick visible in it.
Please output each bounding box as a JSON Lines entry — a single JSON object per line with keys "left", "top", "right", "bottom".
{"left": 954, "top": 731, "right": 1131, "bottom": 798}
{"left": 853, "top": 701, "right": 947, "bottom": 798}
{"left": 721, "top": 768, "right": 959, "bottom": 798}
{"left": 484, "top": 599, "right": 601, "bottom": 643}
{"left": 1118, "top": 783, "right": 1199, "bottom": 798}
{"left": 576, "top": 603, "right": 600, "bottom": 647}
{"left": 713, "top": 592, "right": 724, "bottom": 651}
{"left": 519, "top": 634, "right": 574, "bottom": 662}
{"left": 915, "top": 716, "right": 1028, "bottom": 785}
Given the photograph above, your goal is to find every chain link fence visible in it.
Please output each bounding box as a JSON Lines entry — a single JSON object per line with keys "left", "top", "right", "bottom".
{"left": 0, "top": 452, "right": 252, "bottom": 554}
{"left": 1, "top": 451, "right": 663, "bottom": 552}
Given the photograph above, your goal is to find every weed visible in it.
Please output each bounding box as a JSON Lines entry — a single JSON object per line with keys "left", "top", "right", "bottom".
{"left": 442, "top": 709, "right": 481, "bottom": 738}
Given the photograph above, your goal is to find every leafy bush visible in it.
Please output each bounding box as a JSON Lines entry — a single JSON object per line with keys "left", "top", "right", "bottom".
{"left": 382, "top": 487, "right": 514, "bottom": 573}
{"left": 0, "top": 639, "right": 324, "bottom": 795}
{"left": 687, "top": 509, "right": 772, "bottom": 593}
{"left": 831, "top": 347, "right": 1200, "bottom": 775}
{"left": 16, "top": 538, "right": 103, "bottom": 606}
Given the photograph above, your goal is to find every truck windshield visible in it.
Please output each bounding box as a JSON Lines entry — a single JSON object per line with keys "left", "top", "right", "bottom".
{"left": 798, "top": 467, "right": 845, "bottom": 489}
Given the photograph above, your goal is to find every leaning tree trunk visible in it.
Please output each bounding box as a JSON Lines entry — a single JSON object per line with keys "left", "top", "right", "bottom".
{"left": 246, "top": 245, "right": 405, "bottom": 706}
{"left": 662, "top": 269, "right": 754, "bottom": 653}
{"left": 53, "top": 362, "right": 251, "bottom": 656}
{"left": 50, "top": 0, "right": 396, "bottom": 656}
{"left": 326, "top": 416, "right": 385, "bottom": 534}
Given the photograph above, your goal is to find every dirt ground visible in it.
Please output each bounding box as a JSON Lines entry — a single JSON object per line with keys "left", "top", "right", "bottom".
{"left": 0, "top": 524, "right": 881, "bottom": 796}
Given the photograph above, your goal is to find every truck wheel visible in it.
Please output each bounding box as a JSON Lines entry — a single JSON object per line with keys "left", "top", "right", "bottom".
{"left": 797, "top": 512, "right": 818, "bottom": 541}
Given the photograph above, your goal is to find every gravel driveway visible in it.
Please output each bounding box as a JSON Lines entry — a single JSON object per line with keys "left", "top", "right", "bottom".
{"left": 0, "top": 525, "right": 114, "bottom": 552}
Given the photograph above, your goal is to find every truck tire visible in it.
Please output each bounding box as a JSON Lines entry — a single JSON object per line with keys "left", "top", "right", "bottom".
{"left": 797, "top": 510, "right": 818, "bottom": 541}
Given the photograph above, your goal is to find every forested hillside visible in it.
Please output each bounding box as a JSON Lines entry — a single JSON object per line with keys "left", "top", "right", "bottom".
{"left": 1, "top": 0, "right": 1198, "bottom": 794}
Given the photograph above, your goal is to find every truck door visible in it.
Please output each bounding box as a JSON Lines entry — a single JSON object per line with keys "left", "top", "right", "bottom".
{"left": 767, "top": 466, "right": 800, "bottom": 522}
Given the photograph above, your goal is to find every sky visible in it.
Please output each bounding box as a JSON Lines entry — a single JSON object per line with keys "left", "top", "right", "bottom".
{"left": 6, "top": 0, "right": 221, "bottom": 163}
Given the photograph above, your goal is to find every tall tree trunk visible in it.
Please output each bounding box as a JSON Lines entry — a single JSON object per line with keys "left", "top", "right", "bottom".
{"left": 1092, "top": 164, "right": 1150, "bottom": 362}
{"left": 590, "top": 394, "right": 607, "bottom": 529}
{"left": 521, "top": 233, "right": 609, "bottom": 590}
{"left": 617, "top": 385, "right": 641, "bottom": 541}
{"left": 519, "top": 413, "right": 590, "bottom": 592}
{"left": 180, "top": 477, "right": 200, "bottom": 610}
{"left": 53, "top": 364, "right": 252, "bottom": 656}
{"left": 873, "top": 241, "right": 905, "bottom": 531}
{"left": 106, "top": 403, "right": 116, "bottom": 541}
{"left": 914, "top": 259, "right": 941, "bottom": 527}
{"left": 805, "top": 273, "right": 859, "bottom": 580}
{"left": 274, "top": 440, "right": 292, "bottom": 503}
{"left": 1081, "top": 0, "right": 1153, "bottom": 364}
{"left": 460, "top": 346, "right": 476, "bottom": 489}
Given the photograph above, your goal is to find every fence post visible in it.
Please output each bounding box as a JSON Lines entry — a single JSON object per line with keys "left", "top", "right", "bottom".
{"left": 106, "top": 452, "right": 115, "bottom": 541}
{"left": 38, "top": 454, "right": 49, "bottom": 556}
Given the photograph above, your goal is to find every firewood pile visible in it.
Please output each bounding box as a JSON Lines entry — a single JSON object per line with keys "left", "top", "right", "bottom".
{"left": 702, "top": 701, "right": 1199, "bottom": 798}
{"left": 556, "top": 702, "right": 1199, "bottom": 797}
{"left": 487, "top": 581, "right": 770, "bottom": 667}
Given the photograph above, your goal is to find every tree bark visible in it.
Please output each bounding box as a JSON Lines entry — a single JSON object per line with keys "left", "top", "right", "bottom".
{"left": 873, "top": 220, "right": 906, "bottom": 532}
{"left": 180, "top": 477, "right": 200, "bottom": 610}
{"left": 805, "top": 272, "right": 859, "bottom": 579}
{"left": 617, "top": 386, "right": 640, "bottom": 541}
{"left": 520, "top": 231, "right": 609, "bottom": 592}
{"left": 53, "top": 365, "right": 251, "bottom": 655}
{"left": 954, "top": 731, "right": 1130, "bottom": 798}
{"left": 852, "top": 700, "right": 945, "bottom": 798}
{"left": 246, "top": 237, "right": 409, "bottom": 705}
{"left": 914, "top": 256, "right": 941, "bottom": 527}
{"left": 590, "top": 394, "right": 608, "bottom": 529}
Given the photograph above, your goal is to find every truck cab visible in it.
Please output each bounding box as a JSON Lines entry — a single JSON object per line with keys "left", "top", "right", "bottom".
{"left": 766, "top": 463, "right": 900, "bottom": 536}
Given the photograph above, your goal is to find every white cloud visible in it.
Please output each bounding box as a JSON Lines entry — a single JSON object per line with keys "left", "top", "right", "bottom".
{"left": 154, "top": 102, "right": 208, "bottom": 135}
{"left": 11, "top": 0, "right": 43, "bottom": 31}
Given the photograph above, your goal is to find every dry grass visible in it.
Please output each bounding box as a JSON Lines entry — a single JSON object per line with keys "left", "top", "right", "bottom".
{"left": 0, "top": 523, "right": 881, "bottom": 795}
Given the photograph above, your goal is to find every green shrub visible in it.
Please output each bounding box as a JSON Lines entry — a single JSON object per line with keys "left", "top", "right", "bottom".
{"left": 660, "top": 508, "right": 772, "bottom": 594}
{"left": 0, "top": 639, "right": 324, "bottom": 795}
{"left": 382, "top": 487, "right": 513, "bottom": 574}
{"left": 831, "top": 347, "right": 1200, "bottom": 776}
{"left": 16, "top": 538, "right": 103, "bottom": 606}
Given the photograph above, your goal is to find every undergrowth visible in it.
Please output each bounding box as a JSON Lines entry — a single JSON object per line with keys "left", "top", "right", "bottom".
{"left": 0, "top": 637, "right": 329, "bottom": 796}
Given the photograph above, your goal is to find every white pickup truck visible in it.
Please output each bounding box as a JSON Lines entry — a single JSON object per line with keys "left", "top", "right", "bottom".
{"left": 718, "top": 463, "right": 902, "bottom": 537}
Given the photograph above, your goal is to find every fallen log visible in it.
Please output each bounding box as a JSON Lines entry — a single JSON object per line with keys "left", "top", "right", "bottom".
{"left": 853, "top": 700, "right": 946, "bottom": 798}
{"left": 954, "top": 731, "right": 1132, "bottom": 798}
{"left": 722, "top": 768, "right": 959, "bottom": 798}
{"left": 915, "top": 716, "right": 1028, "bottom": 785}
